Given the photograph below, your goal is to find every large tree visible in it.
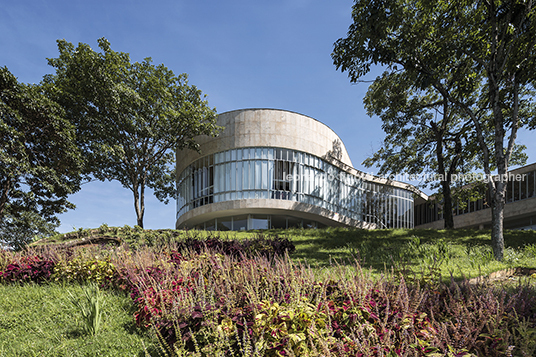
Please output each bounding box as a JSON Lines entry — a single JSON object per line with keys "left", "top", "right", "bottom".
{"left": 362, "top": 69, "right": 527, "bottom": 229}
{"left": 44, "top": 38, "right": 220, "bottom": 228}
{"left": 333, "top": 0, "right": 536, "bottom": 260}
{"left": 446, "top": 1, "right": 536, "bottom": 260}
{"left": 362, "top": 70, "right": 479, "bottom": 229}
{"left": 0, "top": 66, "right": 81, "bottom": 247}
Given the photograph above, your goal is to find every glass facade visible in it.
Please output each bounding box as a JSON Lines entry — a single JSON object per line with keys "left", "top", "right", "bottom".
{"left": 193, "top": 214, "right": 325, "bottom": 231}
{"left": 177, "top": 147, "right": 414, "bottom": 230}
{"left": 415, "top": 168, "right": 536, "bottom": 226}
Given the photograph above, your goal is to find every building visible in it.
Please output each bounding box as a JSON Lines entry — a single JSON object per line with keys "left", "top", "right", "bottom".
{"left": 175, "top": 108, "right": 423, "bottom": 231}
{"left": 414, "top": 163, "right": 536, "bottom": 230}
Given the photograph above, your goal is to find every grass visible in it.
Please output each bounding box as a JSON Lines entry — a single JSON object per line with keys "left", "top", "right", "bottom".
{"left": 0, "top": 282, "right": 153, "bottom": 356}
{"left": 33, "top": 226, "right": 536, "bottom": 281}
{"left": 262, "top": 228, "right": 536, "bottom": 281}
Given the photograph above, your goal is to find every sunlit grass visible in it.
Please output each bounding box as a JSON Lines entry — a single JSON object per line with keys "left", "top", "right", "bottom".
{"left": 0, "top": 283, "right": 153, "bottom": 357}
{"left": 267, "top": 228, "right": 536, "bottom": 281}
{"left": 35, "top": 226, "right": 536, "bottom": 281}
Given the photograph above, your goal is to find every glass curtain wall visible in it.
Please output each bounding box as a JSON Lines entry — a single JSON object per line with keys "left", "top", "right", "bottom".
{"left": 177, "top": 147, "right": 414, "bottom": 229}
{"left": 415, "top": 168, "right": 536, "bottom": 226}
{"left": 194, "top": 214, "right": 325, "bottom": 231}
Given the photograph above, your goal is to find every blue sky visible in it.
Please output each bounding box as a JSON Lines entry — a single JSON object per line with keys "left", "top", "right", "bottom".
{"left": 2, "top": 0, "right": 534, "bottom": 232}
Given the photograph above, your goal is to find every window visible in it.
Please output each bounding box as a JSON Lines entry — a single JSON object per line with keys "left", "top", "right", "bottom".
{"left": 287, "top": 216, "right": 302, "bottom": 228}
{"left": 521, "top": 173, "right": 527, "bottom": 200}
{"left": 273, "top": 160, "right": 294, "bottom": 191}
{"left": 243, "top": 161, "right": 250, "bottom": 189}
{"left": 513, "top": 178, "right": 520, "bottom": 202}
{"left": 250, "top": 215, "right": 269, "bottom": 230}
{"left": 261, "top": 160, "right": 268, "bottom": 190}
{"left": 205, "top": 219, "right": 215, "bottom": 231}
{"left": 248, "top": 161, "right": 254, "bottom": 190}
{"left": 230, "top": 162, "right": 236, "bottom": 191}
{"left": 236, "top": 161, "right": 242, "bottom": 192}
{"left": 271, "top": 216, "right": 287, "bottom": 229}
{"left": 233, "top": 215, "right": 248, "bottom": 230}
{"left": 255, "top": 161, "right": 262, "bottom": 189}
{"left": 225, "top": 162, "right": 231, "bottom": 191}
{"left": 507, "top": 180, "right": 513, "bottom": 202}
{"left": 218, "top": 219, "right": 232, "bottom": 231}
{"left": 529, "top": 171, "right": 535, "bottom": 198}
{"left": 177, "top": 147, "right": 415, "bottom": 229}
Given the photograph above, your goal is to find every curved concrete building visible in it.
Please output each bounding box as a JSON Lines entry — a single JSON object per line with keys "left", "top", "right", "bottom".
{"left": 176, "top": 109, "right": 422, "bottom": 231}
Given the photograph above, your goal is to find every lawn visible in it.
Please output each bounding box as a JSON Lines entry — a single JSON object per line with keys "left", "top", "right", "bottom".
{"left": 34, "top": 226, "right": 536, "bottom": 280}
{"left": 0, "top": 283, "right": 152, "bottom": 357}
{"left": 277, "top": 228, "right": 536, "bottom": 281}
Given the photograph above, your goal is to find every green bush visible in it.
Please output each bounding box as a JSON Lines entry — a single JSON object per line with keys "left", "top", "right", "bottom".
{"left": 53, "top": 256, "right": 116, "bottom": 284}
{"left": 253, "top": 299, "right": 328, "bottom": 356}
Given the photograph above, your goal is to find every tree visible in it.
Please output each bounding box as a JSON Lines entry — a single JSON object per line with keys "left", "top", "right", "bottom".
{"left": 44, "top": 38, "right": 220, "bottom": 228}
{"left": 332, "top": 0, "right": 536, "bottom": 260}
{"left": 362, "top": 70, "right": 479, "bottom": 229}
{"left": 0, "top": 66, "right": 81, "bottom": 248}
{"left": 0, "top": 207, "right": 59, "bottom": 250}
{"left": 445, "top": 1, "right": 536, "bottom": 260}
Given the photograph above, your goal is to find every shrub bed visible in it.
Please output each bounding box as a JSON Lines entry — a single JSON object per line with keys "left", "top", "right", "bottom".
{"left": 127, "top": 255, "right": 536, "bottom": 356}
{"left": 1, "top": 234, "right": 535, "bottom": 356}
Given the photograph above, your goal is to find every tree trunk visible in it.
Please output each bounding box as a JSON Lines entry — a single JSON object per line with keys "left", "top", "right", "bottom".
{"left": 435, "top": 142, "right": 455, "bottom": 229}
{"left": 490, "top": 151, "right": 507, "bottom": 260}
{"left": 443, "top": 135, "right": 463, "bottom": 229}
{"left": 133, "top": 184, "right": 144, "bottom": 229}
{"left": 0, "top": 178, "right": 12, "bottom": 219}
{"left": 138, "top": 183, "right": 145, "bottom": 229}
{"left": 430, "top": 106, "right": 457, "bottom": 230}
{"left": 489, "top": 80, "right": 507, "bottom": 261}
{"left": 487, "top": 0, "right": 508, "bottom": 262}
{"left": 490, "top": 180, "right": 505, "bottom": 261}
{"left": 442, "top": 180, "right": 454, "bottom": 229}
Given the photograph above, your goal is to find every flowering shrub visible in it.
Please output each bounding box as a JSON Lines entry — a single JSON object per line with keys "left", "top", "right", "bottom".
{"left": 253, "top": 299, "right": 329, "bottom": 356}
{"left": 0, "top": 255, "right": 55, "bottom": 283}
{"left": 173, "top": 235, "right": 295, "bottom": 259}
{"left": 127, "top": 254, "right": 536, "bottom": 357}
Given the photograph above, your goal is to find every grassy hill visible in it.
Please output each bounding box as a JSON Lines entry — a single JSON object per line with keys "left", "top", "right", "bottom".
{"left": 33, "top": 226, "right": 536, "bottom": 280}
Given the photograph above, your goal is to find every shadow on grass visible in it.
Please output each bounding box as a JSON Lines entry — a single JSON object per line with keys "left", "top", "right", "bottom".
{"left": 65, "top": 327, "right": 86, "bottom": 339}
{"left": 263, "top": 228, "right": 536, "bottom": 275}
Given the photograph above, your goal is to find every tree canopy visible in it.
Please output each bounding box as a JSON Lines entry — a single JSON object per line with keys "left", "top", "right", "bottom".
{"left": 0, "top": 66, "right": 81, "bottom": 247}
{"left": 361, "top": 70, "right": 482, "bottom": 229}
{"left": 44, "top": 38, "right": 220, "bottom": 228}
{"left": 333, "top": 0, "right": 536, "bottom": 260}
